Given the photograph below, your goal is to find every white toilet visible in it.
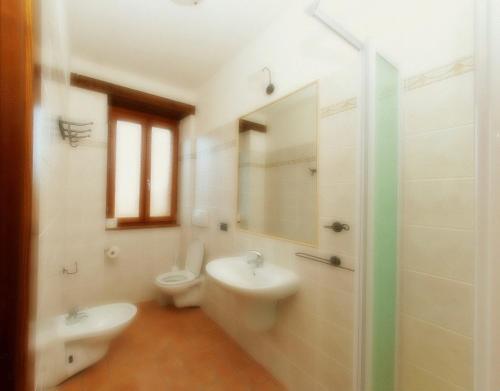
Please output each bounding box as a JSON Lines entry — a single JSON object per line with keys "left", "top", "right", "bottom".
{"left": 155, "top": 240, "right": 205, "bottom": 308}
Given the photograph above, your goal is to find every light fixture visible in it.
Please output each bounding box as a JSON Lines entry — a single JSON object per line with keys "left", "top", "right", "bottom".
{"left": 171, "top": 0, "right": 202, "bottom": 5}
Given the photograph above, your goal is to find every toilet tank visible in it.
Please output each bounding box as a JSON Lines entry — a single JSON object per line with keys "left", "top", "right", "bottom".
{"left": 185, "top": 240, "right": 204, "bottom": 276}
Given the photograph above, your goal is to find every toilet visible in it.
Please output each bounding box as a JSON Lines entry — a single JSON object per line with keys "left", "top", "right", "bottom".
{"left": 155, "top": 240, "right": 205, "bottom": 308}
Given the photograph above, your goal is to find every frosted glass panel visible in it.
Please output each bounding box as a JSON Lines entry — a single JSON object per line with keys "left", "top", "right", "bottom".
{"left": 115, "top": 120, "right": 142, "bottom": 218}
{"left": 370, "top": 54, "right": 399, "bottom": 391}
{"left": 150, "top": 126, "right": 172, "bottom": 217}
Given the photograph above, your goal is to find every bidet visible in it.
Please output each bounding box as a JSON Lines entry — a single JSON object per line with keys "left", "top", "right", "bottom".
{"left": 65, "top": 307, "right": 88, "bottom": 325}
{"left": 36, "top": 303, "right": 137, "bottom": 388}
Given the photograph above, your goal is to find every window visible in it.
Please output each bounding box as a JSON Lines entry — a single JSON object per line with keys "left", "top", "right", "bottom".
{"left": 106, "top": 107, "right": 179, "bottom": 228}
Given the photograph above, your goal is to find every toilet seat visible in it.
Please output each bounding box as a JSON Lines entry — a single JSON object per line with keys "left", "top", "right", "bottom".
{"left": 157, "top": 270, "right": 196, "bottom": 285}
{"left": 161, "top": 274, "right": 189, "bottom": 283}
{"left": 155, "top": 239, "right": 205, "bottom": 307}
{"left": 155, "top": 270, "right": 203, "bottom": 295}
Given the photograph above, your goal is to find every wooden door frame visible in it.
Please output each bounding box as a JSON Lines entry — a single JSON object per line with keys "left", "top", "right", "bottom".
{"left": 0, "top": 0, "right": 36, "bottom": 389}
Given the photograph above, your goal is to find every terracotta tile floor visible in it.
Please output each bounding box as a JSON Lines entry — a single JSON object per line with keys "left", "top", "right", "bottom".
{"left": 57, "top": 301, "right": 284, "bottom": 391}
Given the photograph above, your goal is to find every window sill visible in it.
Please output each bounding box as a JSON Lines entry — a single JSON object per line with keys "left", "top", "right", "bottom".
{"left": 106, "top": 222, "right": 180, "bottom": 231}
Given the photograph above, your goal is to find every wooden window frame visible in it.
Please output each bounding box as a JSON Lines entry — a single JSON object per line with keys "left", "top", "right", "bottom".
{"left": 106, "top": 106, "right": 179, "bottom": 229}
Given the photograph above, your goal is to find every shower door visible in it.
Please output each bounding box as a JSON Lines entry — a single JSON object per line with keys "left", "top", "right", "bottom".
{"left": 306, "top": 5, "right": 401, "bottom": 390}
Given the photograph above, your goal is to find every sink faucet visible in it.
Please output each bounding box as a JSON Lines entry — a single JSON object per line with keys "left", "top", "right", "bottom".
{"left": 66, "top": 306, "right": 88, "bottom": 325}
{"left": 247, "top": 250, "right": 264, "bottom": 268}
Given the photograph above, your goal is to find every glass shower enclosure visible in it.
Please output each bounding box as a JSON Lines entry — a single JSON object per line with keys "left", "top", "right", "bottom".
{"left": 308, "top": 4, "right": 400, "bottom": 391}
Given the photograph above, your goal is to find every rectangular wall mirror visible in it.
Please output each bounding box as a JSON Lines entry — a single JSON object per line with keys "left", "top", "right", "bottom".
{"left": 237, "top": 83, "right": 318, "bottom": 245}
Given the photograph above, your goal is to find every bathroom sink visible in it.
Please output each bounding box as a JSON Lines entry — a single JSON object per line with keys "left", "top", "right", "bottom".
{"left": 206, "top": 256, "right": 299, "bottom": 301}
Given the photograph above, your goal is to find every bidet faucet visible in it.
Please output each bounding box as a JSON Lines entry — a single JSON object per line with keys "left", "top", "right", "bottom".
{"left": 66, "top": 306, "right": 88, "bottom": 325}
{"left": 247, "top": 250, "right": 264, "bottom": 268}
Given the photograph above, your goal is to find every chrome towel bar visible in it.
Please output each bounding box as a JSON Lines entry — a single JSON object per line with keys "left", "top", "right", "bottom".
{"left": 295, "top": 252, "right": 354, "bottom": 272}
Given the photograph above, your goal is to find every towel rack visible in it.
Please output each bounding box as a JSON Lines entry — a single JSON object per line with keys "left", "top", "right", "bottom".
{"left": 59, "top": 117, "right": 93, "bottom": 147}
{"left": 295, "top": 252, "right": 354, "bottom": 272}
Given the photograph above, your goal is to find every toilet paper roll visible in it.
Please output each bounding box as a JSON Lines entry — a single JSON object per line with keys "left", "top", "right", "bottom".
{"left": 106, "top": 246, "right": 120, "bottom": 259}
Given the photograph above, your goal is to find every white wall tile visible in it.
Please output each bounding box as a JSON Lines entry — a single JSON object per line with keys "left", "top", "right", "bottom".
{"left": 399, "top": 65, "right": 475, "bottom": 391}
{"left": 402, "top": 271, "right": 474, "bottom": 336}
{"left": 403, "top": 179, "right": 474, "bottom": 229}
{"left": 402, "top": 226, "right": 474, "bottom": 283}
{"left": 403, "top": 125, "right": 474, "bottom": 179}
{"left": 404, "top": 72, "right": 474, "bottom": 134}
{"left": 399, "top": 316, "right": 473, "bottom": 389}
{"left": 319, "top": 146, "right": 357, "bottom": 184}
{"left": 320, "top": 109, "right": 359, "bottom": 149}
{"left": 399, "top": 362, "right": 468, "bottom": 391}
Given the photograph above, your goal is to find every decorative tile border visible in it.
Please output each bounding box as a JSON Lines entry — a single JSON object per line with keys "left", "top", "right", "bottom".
{"left": 211, "top": 139, "right": 237, "bottom": 153}
{"left": 404, "top": 56, "right": 474, "bottom": 91}
{"left": 319, "top": 57, "right": 474, "bottom": 108}
{"left": 267, "top": 156, "right": 316, "bottom": 168}
{"left": 240, "top": 156, "right": 316, "bottom": 169}
{"left": 179, "top": 152, "right": 197, "bottom": 161}
{"left": 239, "top": 162, "right": 265, "bottom": 169}
{"left": 320, "top": 97, "right": 357, "bottom": 118}
{"left": 197, "top": 139, "right": 237, "bottom": 156}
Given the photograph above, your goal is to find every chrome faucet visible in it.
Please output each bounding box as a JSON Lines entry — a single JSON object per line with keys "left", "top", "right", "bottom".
{"left": 247, "top": 250, "right": 264, "bottom": 268}
{"left": 66, "top": 306, "right": 88, "bottom": 325}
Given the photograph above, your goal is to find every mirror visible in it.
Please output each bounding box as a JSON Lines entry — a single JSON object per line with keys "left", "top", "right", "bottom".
{"left": 237, "top": 83, "right": 318, "bottom": 244}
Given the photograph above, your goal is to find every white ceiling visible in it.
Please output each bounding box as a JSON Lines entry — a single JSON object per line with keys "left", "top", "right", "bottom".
{"left": 66, "top": 0, "right": 294, "bottom": 91}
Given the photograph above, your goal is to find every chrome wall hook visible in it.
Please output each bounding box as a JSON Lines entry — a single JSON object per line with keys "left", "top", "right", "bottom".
{"left": 324, "top": 221, "right": 350, "bottom": 232}
{"left": 62, "top": 262, "right": 78, "bottom": 275}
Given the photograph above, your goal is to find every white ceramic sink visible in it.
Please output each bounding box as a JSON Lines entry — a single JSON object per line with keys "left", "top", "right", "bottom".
{"left": 206, "top": 256, "right": 299, "bottom": 300}
{"left": 206, "top": 255, "right": 300, "bottom": 330}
